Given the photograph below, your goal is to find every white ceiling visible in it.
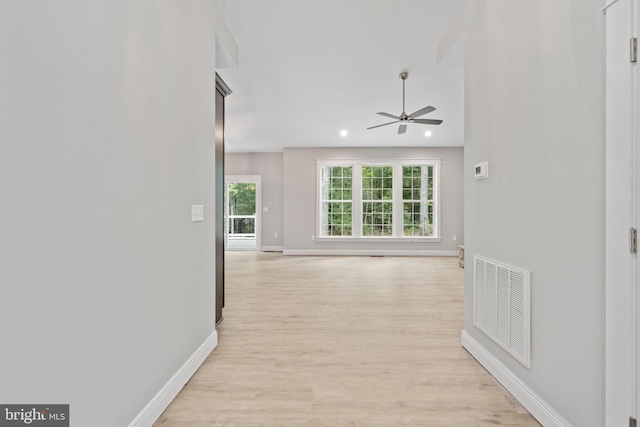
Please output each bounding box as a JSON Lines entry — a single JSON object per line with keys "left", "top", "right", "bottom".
{"left": 217, "top": 0, "right": 465, "bottom": 152}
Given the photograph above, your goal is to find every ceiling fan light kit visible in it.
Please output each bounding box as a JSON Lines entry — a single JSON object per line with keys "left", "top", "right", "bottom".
{"left": 367, "top": 72, "right": 443, "bottom": 135}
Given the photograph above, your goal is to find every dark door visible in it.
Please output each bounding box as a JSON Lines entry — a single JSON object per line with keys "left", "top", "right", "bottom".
{"left": 215, "top": 76, "right": 230, "bottom": 325}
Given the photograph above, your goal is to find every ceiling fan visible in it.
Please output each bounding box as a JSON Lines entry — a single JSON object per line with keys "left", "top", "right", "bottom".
{"left": 367, "top": 72, "right": 443, "bottom": 134}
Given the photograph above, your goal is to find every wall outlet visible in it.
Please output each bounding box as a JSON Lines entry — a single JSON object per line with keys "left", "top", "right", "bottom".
{"left": 312, "top": 235, "right": 316, "bottom": 241}
{"left": 274, "top": 232, "right": 278, "bottom": 238}
{"left": 453, "top": 235, "right": 457, "bottom": 241}
{"left": 263, "top": 207, "right": 269, "bottom": 212}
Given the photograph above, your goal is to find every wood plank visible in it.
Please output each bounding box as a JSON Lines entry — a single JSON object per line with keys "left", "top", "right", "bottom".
{"left": 155, "top": 253, "right": 540, "bottom": 426}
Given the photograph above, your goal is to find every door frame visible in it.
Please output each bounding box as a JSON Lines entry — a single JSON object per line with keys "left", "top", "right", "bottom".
{"left": 605, "top": 0, "right": 638, "bottom": 424}
{"left": 224, "top": 175, "right": 262, "bottom": 251}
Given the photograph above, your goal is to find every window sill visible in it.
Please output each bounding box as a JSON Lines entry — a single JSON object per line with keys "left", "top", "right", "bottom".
{"left": 315, "top": 237, "right": 442, "bottom": 243}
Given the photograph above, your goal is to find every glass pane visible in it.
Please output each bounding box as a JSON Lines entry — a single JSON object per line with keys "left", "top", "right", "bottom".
{"left": 402, "top": 201, "right": 433, "bottom": 236}
{"left": 320, "top": 166, "right": 353, "bottom": 236}
{"left": 361, "top": 201, "right": 393, "bottom": 237}
{"left": 321, "top": 194, "right": 352, "bottom": 236}
{"left": 229, "top": 217, "right": 255, "bottom": 234}
{"left": 228, "top": 183, "right": 256, "bottom": 215}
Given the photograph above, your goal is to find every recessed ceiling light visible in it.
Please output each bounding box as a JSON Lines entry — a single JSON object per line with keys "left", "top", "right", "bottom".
{"left": 340, "top": 130, "right": 348, "bottom": 137}
{"left": 424, "top": 130, "right": 433, "bottom": 137}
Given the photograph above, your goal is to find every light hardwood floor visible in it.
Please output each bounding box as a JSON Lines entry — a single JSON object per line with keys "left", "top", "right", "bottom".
{"left": 155, "top": 253, "right": 540, "bottom": 426}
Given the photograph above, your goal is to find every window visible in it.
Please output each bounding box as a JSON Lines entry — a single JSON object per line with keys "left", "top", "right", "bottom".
{"left": 317, "top": 160, "right": 440, "bottom": 240}
{"left": 227, "top": 182, "right": 257, "bottom": 236}
{"left": 402, "top": 165, "right": 435, "bottom": 236}
{"left": 319, "top": 165, "right": 353, "bottom": 236}
{"left": 362, "top": 165, "right": 393, "bottom": 237}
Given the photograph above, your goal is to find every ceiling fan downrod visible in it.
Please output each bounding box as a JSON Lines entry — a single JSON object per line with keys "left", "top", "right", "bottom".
{"left": 400, "top": 72, "right": 408, "bottom": 120}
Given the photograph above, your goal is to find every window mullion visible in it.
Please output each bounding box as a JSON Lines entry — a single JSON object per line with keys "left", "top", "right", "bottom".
{"left": 393, "top": 163, "right": 402, "bottom": 237}
{"left": 316, "top": 164, "right": 322, "bottom": 237}
{"left": 352, "top": 163, "right": 363, "bottom": 238}
{"left": 434, "top": 163, "right": 440, "bottom": 238}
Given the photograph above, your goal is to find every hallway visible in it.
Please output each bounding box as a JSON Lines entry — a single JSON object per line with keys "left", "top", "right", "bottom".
{"left": 156, "top": 253, "right": 539, "bottom": 426}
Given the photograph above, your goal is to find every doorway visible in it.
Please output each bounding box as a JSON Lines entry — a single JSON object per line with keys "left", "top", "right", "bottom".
{"left": 225, "top": 175, "right": 262, "bottom": 251}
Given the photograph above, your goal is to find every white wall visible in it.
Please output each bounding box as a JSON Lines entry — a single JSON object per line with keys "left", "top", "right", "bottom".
{"left": 225, "top": 152, "right": 284, "bottom": 248}
{"left": 0, "top": 2, "right": 222, "bottom": 425}
{"left": 283, "top": 147, "right": 464, "bottom": 254}
{"left": 463, "top": 1, "right": 605, "bottom": 426}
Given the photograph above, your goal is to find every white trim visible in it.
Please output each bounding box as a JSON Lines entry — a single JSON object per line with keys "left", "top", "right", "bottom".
{"left": 601, "top": 0, "right": 622, "bottom": 13}
{"left": 461, "top": 331, "right": 571, "bottom": 427}
{"left": 128, "top": 331, "right": 218, "bottom": 427}
{"left": 262, "top": 246, "right": 284, "bottom": 252}
{"left": 316, "top": 158, "right": 443, "bottom": 165}
{"left": 315, "top": 237, "right": 442, "bottom": 243}
{"left": 282, "top": 249, "right": 457, "bottom": 256}
{"left": 316, "top": 160, "right": 442, "bottom": 239}
{"left": 605, "top": 1, "right": 638, "bottom": 423}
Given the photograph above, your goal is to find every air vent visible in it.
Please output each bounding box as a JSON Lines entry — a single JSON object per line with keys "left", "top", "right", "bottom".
{"left": 473, "top": 254, "right": 531, "bottom": 368}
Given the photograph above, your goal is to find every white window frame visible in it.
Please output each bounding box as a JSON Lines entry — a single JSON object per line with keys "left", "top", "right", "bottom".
{"left": 225, "top": 175, "right": 262, "bottom": 251}
{"left": 318, "top": 164, "right": 354, "bottom": 237}
{"left": 316, "top": 159, "right": 442, "bottom": 242}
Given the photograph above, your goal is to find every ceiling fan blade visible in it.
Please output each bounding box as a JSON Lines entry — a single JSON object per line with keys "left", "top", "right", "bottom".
{"left": 409, "top": 106, "right": 436, "bottom": 118}
{"left": 377, "top": 112, "right": 400, "bottom": 119}
{"left": 398, "top": 124, "right": 407, "bottom": 134}
{"left": 367, "top": 120, "right": 399, "bottom": 130}
{"left": 412, "top": 118, "right": 443, "bottom": 125}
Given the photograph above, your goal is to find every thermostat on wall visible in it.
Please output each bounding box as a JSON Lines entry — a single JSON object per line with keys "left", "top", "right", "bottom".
{"left": 474, "top": 162, "right": 489, "bottom": 180}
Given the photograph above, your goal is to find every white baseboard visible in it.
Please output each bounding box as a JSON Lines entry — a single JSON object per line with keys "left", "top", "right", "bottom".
{"left": 282, "top": 249, "right": 458, "bottom": 256}
{"left": 262, "top": 246, "right": 284, "bottom": 252}
{"left": 128, "top": 330, "right": 218, "bottom": 427}
{"left": 461, "top": 330, "right": 571, "bottom": 427}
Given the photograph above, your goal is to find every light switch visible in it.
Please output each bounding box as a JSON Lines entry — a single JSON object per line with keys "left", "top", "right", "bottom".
{"left": 191, "top": 205, "right": 204, "bottom": 222}
{"left": 474, "top": 162, "right": 489, "bottom": 179}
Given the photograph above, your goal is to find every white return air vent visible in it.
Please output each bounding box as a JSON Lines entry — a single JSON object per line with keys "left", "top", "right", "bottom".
{"left": 473, "top": 255, "right": 531, "bottom": 368}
